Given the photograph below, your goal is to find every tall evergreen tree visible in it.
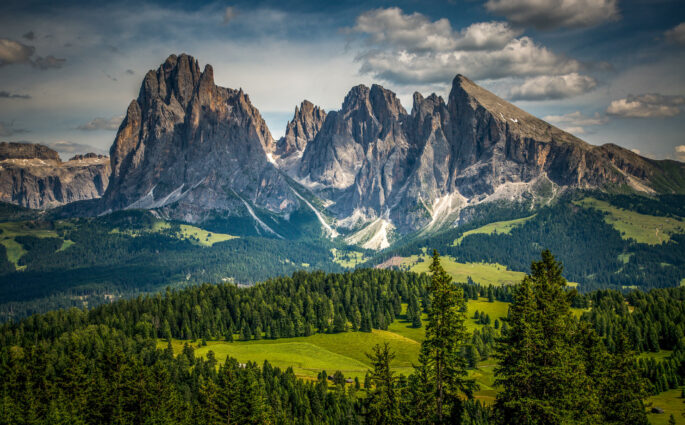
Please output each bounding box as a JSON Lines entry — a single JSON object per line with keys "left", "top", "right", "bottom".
{"left": 417, "top": 250, "right": 475, "bottom": 424}
{"left": 365, "top": 343, "right": 401, "bottom": 425}
{"left": 494, "top": 250, "right": 600, "bottom": 425}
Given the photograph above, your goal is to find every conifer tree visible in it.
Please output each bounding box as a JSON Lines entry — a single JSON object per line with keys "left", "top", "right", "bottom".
{"left": 494, "top": 250, "right": 600, "bottom": 425}
{"left": 365, "top": 343, "right": 401, "bottom": 425}
{"left": 417, "top": 250, "right": 475, "bottom": 423}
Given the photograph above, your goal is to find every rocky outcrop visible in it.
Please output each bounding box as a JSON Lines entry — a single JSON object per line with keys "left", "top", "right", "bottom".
{"left": 0, "top": 142, "right": 60, "bottom": 161}
{"left": 296, "top": 75, "right": 684, "bottom": 234}
{"left": 102, "top": 53, "right": 300, "bottom": 226}
{"left": 0, "top": 142, "right": 110, "bottom": 209}
{"left": 275, "top": 100, "right": 326, "bottom": 158}
{"left": 99, "top": 55, "right": 685, "bottom": 243}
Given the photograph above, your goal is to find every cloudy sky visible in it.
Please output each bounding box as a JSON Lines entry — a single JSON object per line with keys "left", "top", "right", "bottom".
{"left": 0, "top": 0, "right": 684, "bottom": 161}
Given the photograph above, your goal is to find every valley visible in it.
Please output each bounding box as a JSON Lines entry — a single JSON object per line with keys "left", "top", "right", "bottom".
{"left": 0, "top": 47, "right": 684, "bottom": 424}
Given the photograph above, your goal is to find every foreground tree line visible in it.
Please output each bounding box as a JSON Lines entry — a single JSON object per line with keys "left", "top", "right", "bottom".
{"left": 0, "top": 252, "right": 683, "bottom": 423}
{"left": 362, "top": 251, "right": 650, "bottom": 424}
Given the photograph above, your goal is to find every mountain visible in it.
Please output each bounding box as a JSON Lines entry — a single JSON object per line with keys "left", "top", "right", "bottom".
{"left": 101, "top": 54, "right": 302, "bottom": 235}
{"left": 60, "top": 54, "right": 685, "bottom": 246}
{"left": 295, "top": 75, "right": 685, "bottom": 245}
{"left": 275, "top": 100, "right": 326, "bottom": 160}
{"left": 0, "top": 142, "right": 110, "bottom": 209}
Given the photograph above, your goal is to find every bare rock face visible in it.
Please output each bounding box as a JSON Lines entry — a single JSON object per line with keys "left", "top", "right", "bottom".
{"left": 0, "top": 142, "right": 60, "bottom": 161}
{"left": 296, "top": 75, "right": 684, "bottom": 234}
{"left": 99, "top": 54, "right": 684, "bottom": 242}
{"left": 275, "top": 100, "right": 326, "bottom": 158}
{"left": 102, "top": 53, "right": 299, "bottom": 223}
{"left": 0, "top": 142, "right": 110, "bottom": 209}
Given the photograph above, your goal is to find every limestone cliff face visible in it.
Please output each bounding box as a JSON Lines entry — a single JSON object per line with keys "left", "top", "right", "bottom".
{"left": 0, "top": 142, "right": 109, "bottom": 209}
{"left": 99, "top": 55, "right": 684, "bottom": 242}
{"left": 296, "top": 75, "right": 684, "bottom": 234}
{"left": 102, "top": 54, "right": 299, "bottom": 224}
{"left": 276, "top": 100, "right": 326, "bottom": 158}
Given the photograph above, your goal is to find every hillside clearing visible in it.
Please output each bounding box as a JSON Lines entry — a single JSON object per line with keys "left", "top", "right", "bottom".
{"left": 453, "top": 215, "right": 536, "bottom": 245}
{"left": 576, "top": 198, "right": 685, "bottom": 245}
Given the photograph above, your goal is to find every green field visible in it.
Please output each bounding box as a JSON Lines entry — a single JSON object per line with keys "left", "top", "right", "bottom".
{"left": 406, "top": 254, "right": 526, "bottom": 286}
{"left": 0, "top": 221, "right": 73, "bottom": 267}
{"left": 115, "top": 220, "right": 238, "bottom": 247}
{"left": 331, "top": 248, "right": 367, "bottom": 268}
{"left": 646, "top": 387, "right": 685, "bottom": 425}
{"left": 576, "top": 198, "right": 685, "bottom": 245}
{"left": 158, "top": 296, "right": 649, "bottom": 406}
{"left": 161, "top": 297, "right": 512, "bottom": 399}
{"left": 454, "top": 215, "right": 536, "bottom": 245}
{"left": 161, "top": 329, "right": 420, "bottom": 380}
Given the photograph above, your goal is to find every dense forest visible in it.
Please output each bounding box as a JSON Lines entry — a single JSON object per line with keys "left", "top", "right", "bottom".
{"left": 372, "top": 193, "right": 685, "bottom": 291}
{"left": 0, "top": 210, "right": 358, "bottom": 320}
{"left": 1, "top": 192, "right": 684, "bottom": 319}
{"left": 1, "top": 259, "right": 684, "bottom": 424}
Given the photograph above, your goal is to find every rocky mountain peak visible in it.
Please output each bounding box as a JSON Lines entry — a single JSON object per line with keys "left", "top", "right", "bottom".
{"left": 0, "top": 142, "right": 110, "bottom": 209}
{"left": 102, "top": 54, "right": 295, "bottom": 226}
{"left": 0, "top": 142, "right": 60, "bottom": 162}
{"left": 276, "top": 100, "right": 326, "bottom": 157}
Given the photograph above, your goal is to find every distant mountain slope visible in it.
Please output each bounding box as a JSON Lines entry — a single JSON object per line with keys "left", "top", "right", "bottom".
{"left": 0, "top": 142, "right": 109, "bottom": 209}
{"left": 5, "top": 54, "right": 682, "bottom": 245}
{"left": 295, "top": 75, "right": 685, "bottom": 238}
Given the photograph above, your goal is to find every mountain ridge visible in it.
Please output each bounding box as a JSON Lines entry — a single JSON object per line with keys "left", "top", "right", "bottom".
{"left": 4, "top": 54, "right": 685, "bottom": 248}
{"left": 0, "top": 141, "right": 110, "bottom": 209}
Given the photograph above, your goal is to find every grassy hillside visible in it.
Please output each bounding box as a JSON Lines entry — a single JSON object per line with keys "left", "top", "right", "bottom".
{"left": 646, "top": 387, "right": 685, "bottom": 425}
{"left": 0, "top": 221, "right": 74, "bottom": 267}
{"left": 576, "top": 197, "right": 685, "bottom": 245}
{"left": 159, "top": 297, "right": 588, "bottom": 404}
{"left": 453, "top": 215, "right": 536, "bottom": 245}
{"left": 112, "top": 220, "right": 238, "bottom": 246}
{"left": 384, "top": 252, "right": 527, "bottom": 286}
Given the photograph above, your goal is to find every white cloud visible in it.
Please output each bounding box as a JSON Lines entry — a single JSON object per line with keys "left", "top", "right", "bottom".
{"left": 352, "top": 8, "right": 457, "bottom": 53}
{"left": 562, "top": 126, "right": 586, "bottom": 135}
{"left": 350, "top": 8, "right": 581, "bottom": 85}
{"left": 676, "top": 145, "right": 685, "bottom": 162}
{"left": 665, "top": 23, "right": 685, "bottom": 46}
{"left": 0, "top": 39, "right": 35, "bottom": 66}
{"left": 454, "top": 21, "right": 523, "bottom": 50}
{"left": 0, "top": 38, "right": 65, "bottom": 69}
{"left": 543, "top": 110, "right": 608, "bottom": 126}
{"left": 509, "top": 73, "right": 597, "bottom": 100}
{"left": 77, "top": 115, "right": 123, "bottom": 131}
{"left": 543, "top": 110, "right": 607, "bottom": 135}
{"left": 223, "top": 7, "right": 237, "bottom": 25}
{"left": 607, "top": 94, "right": 685, "bottom": 118}
{"left": 485, "top": 0, "right": 620, "bottom": 30}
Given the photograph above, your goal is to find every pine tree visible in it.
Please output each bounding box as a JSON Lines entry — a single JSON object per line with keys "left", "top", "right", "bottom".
{"left": 599, "top": 331, "right": 649, "bottom": 425}
{"left": 494, "top": 250, "right": 600, "bottom": 425}
{"left": 417, "top": 250, "right": 475, "bottom": 423}
{"left": 365, "top": 343, "right": 401, "bottom": 425}
{"left": 412, "top": 313, "right": 422, "bottom": 329}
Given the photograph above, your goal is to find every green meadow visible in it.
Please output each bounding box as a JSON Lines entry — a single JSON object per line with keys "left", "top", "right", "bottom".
{"left": 407, "top": 254, "right": 527, "bottom": 286}
{"left": 331, "top": 248, "right": 368, "bottom": 268}
{"left": 160, "top": 298, "right": 514, "bottom": 400}
{"left": 0, "top": 221, "right": 74, "bottom": 267}
{"left": 453, "top": 215, "right": 536, "bottom": 245}
{"left": 576, "top": 197, "right": 685, "bottom": 245}
{"left": 125, "top": 220, "right": 238, "bottom": 247}
{"left": 646, "top": 387, "right": 685, "bottom": 425}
